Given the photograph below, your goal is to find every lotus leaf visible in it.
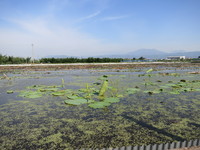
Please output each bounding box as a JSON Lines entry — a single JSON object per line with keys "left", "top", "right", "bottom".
{"left": 39, "top": 87, "right": 59, "bottom": 92}
{"left": 64, "top": 99, "right": 88, "bottom": 105}
{"left": 88, "top": 101, "right": 111, "bottom": 108}
{"left": 194, "top": 89, "right": 200, "bottom": 91}
{"left": 104, "top": 97, "right": 120, "bottom": 103}
{"left": 127, "top": 88, "right": 140, "bottom": 94}
{"left": 19, "top": 91, "right": 43, "bottom": 98}
{"left": 67, "top": 95, "right": 82, "bottom": 100}
{"left": 52, "top": 90, "right": 66, "bottom": 96}
{"left": 168, "top": 91, "right": 180, "bottom": 95}
{"left": 7, "top": 90, "right": 14, "bottom": 94}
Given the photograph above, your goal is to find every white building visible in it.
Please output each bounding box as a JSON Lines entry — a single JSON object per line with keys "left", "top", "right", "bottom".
{"left": 166, "top": 56, "right": 186, "bottom": 60}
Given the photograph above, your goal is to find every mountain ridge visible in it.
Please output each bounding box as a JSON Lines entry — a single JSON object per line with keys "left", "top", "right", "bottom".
{"left": 44, "top": 49, "right": 200, "bottom": 59}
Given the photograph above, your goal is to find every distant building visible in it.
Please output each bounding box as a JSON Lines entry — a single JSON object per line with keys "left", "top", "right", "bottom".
{"left": 166, "top": 56, "right": 186, "bottom": 60}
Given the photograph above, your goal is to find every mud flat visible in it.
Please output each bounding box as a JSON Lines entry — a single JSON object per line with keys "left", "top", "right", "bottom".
{"left": 0, "top": 62, "right": 200, "bottom": 72}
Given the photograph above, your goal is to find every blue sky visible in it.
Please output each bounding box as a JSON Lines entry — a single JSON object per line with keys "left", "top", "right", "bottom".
{"left": 0, "top": 0, "right": 200, "bottom": 57}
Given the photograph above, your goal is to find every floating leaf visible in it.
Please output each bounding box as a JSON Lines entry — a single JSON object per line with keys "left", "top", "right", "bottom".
{"left": 194, "top": 89, "right": 200, "bottom": 92}
{"left": 88, "top": 101, "right": 111, "bottom": 108}
{"left": 143, "top": 82, "right": 157, "bottom": 86}
{"left": 168, "top": 91, "right": 180, "bottom": 95}
{"left": 64, "top": 99, "right": 88, "bottom": 105}
{"left": 116, "top": 94, "right": 124, "bottom": 98}
{"left": 39, "top": 87, "right": 59, "bottom": 92}
{"left": 52, "top": 90, "right": 67, "bottom": 96}
{"left": 170, "top": 73, "right": 180, "bottom": 77}
{"left": 104, "top": 97, "right": 120, "bottom": 103}
{"left": 164, "top": 83, "right": 177, "bottom": 87}
{"left": 7, "top": 90, "right": 14, "bottom": 94}
{"left": 19, "top": 91, "right": 43, "bottom": 98}
{"left": 127, "top": 88, "right": 140, "bottom": 94}
{"left": 67, "top": 95, "right": 82, "bottom": 100}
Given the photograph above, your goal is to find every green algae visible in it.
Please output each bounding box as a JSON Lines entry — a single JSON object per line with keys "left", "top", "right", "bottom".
{"left": 0, "top": 69, "right": 200, "bottom": 149}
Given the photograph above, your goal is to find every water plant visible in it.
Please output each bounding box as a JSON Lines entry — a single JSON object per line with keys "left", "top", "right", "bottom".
{"left": 99, "top": 80, "right": 108, "bottom": 97}
{"left": 11, "top": 72, "right": 200, "bottom": 109}
{"left": 1, "top": 68, "right": 200, "bottom": 149}
{"left": 7, "top": 90, "right": 14, "bottom": 94}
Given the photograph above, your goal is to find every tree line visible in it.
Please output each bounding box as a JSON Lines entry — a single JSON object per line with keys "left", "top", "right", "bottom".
{"left": 0, "top": 54, "right": 31, "bottom": 64}
{"left": 0, "top": 54, "right": 123, "bottom": 64}
{"left": 40, "top": 57, "right": 123, "bottom": 63}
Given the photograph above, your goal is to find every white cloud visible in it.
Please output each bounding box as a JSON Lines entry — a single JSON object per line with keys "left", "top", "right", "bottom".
{"left": 0, "top": 18, "right": 127, "bottom": 58}
{"left": 76, "top": 11, "right": 101, "bottom": 22}
{"left": 101, "top": 15, "right": 129, "bottom": 21}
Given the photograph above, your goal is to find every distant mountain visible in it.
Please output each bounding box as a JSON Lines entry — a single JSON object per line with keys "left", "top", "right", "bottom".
{"left": 127, "top": 49, "right": 168, "bottom": 59}
{"left": 44, "top": 55, "right": 77, "bottom": 58}
{"left": 44, "top": 49, "right": 200, "bottom": 59}
{"left": 98, "top": 49, "right": 200, "bottom": 59}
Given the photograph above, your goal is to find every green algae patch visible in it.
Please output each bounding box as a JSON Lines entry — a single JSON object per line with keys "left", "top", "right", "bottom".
{"left": 39, "top": 132, "right": 63, "bottom": 144}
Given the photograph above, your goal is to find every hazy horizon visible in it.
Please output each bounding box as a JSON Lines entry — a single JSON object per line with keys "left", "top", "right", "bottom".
{"left": 0, "top": 0, "right": 200, "bottom": 58}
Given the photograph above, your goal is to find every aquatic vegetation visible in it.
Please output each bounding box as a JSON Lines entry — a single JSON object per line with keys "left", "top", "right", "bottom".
{"left": 64, "top": 99, "right": 90, "bottom": 105}
{"left": 126, "top": 88, "right": 140, "bottom": 94}
{"left": 104, "top": 97, "right": 120, "bottom": 103}
{"left": 88, "top": 101, "right": 111, "bottom": 108}
{"left": 11, "top": 72, "right": 200, "bottom": 108}
{"left": 99, "top": 80, "right": 108, "bottom": 96}
{"left": 146, "top": 68, "right": 153, "bottom": 73}
{"left": 51, "top": 90, "right": 67, "bottom": 96}
{"left": 0, "top": 68, "right": 200, "bottom": 149}
{"left": 18, "top": 91, "right": 43, "bottom": 98}
{"left": 6, "top": 90, "right": 14, "bottom": 94}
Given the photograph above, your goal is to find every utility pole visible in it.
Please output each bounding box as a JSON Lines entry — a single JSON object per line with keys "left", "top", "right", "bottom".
{"left": 31, "top": 43, "right": 34, "bottom": 63}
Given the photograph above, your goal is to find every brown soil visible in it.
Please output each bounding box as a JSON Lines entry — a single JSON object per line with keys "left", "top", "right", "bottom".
{"left": 0, "top": 62, "right": 200, "bottom": 72}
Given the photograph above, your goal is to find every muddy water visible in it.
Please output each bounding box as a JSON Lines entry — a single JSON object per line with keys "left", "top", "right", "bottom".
{"left": 0, "top": 68, "right": 200, "bottom": 149}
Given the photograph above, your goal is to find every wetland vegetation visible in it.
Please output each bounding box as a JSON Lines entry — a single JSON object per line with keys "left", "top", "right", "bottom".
{"left": 0, "top": 66, "right": 200, "bottom": 149}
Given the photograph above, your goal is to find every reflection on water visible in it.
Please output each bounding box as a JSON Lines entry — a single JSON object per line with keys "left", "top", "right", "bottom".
{"left": 0, "top": 68, "right": 200, "bottom": 149}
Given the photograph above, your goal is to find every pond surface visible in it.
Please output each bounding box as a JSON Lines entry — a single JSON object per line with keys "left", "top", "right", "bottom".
{"left": 0, "top": 68, "right": 200, "bottom": 149}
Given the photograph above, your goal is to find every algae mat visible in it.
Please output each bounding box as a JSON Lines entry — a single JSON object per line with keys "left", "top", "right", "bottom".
{"left": 0, "top": 68, "right": 200, "bottom": 149}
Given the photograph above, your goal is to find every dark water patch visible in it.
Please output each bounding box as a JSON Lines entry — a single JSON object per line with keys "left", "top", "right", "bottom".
{"left": 122, "top": 114, "right": 185, "bottom": 141}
